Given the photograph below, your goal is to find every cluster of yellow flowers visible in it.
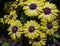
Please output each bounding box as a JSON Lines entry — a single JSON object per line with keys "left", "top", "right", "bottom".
{"left": 0, "top": 0, "right": 59, "bottom": 46}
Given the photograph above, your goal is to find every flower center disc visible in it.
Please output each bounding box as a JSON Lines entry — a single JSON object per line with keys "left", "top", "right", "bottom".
{"left": 56, "top": 12, "right": 60, "bottom": 21}
{"left": 43, "top": 7, "right": 51, "bottom": 15}
{"left": 29, "top": 3, "right": 37, "bottom": 10}
{"left": 12, "top": 26, "right": 18, "bottom": 33}
{"left": 47, "top": 23, "right": 53, "bottom": 29}
{"left": 34, "top": 36, "right": 41, "bottom": 42}
{"left": 7, "top": 5, "right": 10, "bottom": 9}
{"left": 28, "top": 26, "right": 35, "bottom": 33}
{"left": 3, "top": 18, "right": 6, "bottom": 22}
{"left": 9, "top": 15, "right": 13, "bottom": 20}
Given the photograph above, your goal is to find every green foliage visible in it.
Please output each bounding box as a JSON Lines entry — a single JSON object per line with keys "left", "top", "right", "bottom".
{"left": 2, "top": 42, "right": 9, "bottom": 46}
{"left": 54, "top": 34, "right": 60, "bottom": 38}
{"left": 20, "top": 15, "right": 28, "bottom": 24}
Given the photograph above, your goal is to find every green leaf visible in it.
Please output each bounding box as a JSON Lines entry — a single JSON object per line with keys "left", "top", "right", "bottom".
{"left": 2, "top": 42, "right": 9, "bottom": 46}
{"left": 20, "top": 15, "right": 28, "bottom": 24}
{"left": 54, "top": 34, "right": 60, "bottom": 38}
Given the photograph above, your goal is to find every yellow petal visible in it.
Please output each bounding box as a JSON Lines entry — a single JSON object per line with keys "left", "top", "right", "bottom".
{"left": 16, "top": 32, "right": 21, "bottom": 38}
{"left": 10, "top": 34, "right": 16, "bottom": 40}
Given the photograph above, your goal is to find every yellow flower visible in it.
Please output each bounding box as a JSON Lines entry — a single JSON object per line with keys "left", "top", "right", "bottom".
{"left": 29, "top": 32, "right": 46, "bottom": 46}
{"left": 41, "top": 18, "right": 59, "bottom": 35}
{"left": 7, "top": 20, "right": 23, "bottom": 40}
{"left": 23, "top": 0, "right": 44, "bottom": 17}
{"left": 23, "top": 20, "right": 40, "bottom": 39}
{"left": 20, "top": 0, "right": 27, "bottom": 6}
{"left": 12, "top": 0, "right": 20, "bottom": 8}
{"left": 38, "top": 2, "right": 59, "bottom": 21}
{"left": 6, "top": 10, "right": 17, "bottom": 24}
{"left": 0, "top": 15, "right": 8, "bottom": 24}
{"left": 3, "top": 1, "right": 13, "bottom": 12}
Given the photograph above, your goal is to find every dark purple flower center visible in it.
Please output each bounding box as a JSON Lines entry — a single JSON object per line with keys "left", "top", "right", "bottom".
{"left": 34, "top": 36, "right": 41, "bottom": 42}
{"left": 28, "top": 26, "right": 35, "bottom": 33}
{"left": 29, "top": 3, "right": 37, "bottom": 10}
{"left": 23, "top": 0, "right": 27, "bottom": 2}
{"left": 3, "top": 18, "right": 6, "bottom": 22}
{"left": 47, "top": 23, "right": 53, "bottom": 29}
{"left": 56, "top": 16, "right": 60, "bottom": 21}
{"left": 9, "top": 15, "right": 13, "bottom": 20}
{"left": 12, "top": 26, "right": 18, "bottom": 33}
{"left": 7, "top": 5, "right": 10, "bottom": 9}
{"left": 56, "top": 12, "right": 60, "bottom": 21}
{"left": 43, "top": 7, "right": 51, "bottom": 15}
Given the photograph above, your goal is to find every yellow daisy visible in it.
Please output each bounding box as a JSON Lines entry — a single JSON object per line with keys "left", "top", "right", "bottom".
{"left": 38, "top": 2, "right": 59, "bottom": 21}
{"left": 12, "top": 0, "right": 20, "bottom": 8}
{"left": 23, "top": 20, "right": 40, "bottom": 39}
{"left": 0, "top": 15, "right": 8, "bottom": 24}
{"left": 23, "top": 0, "right": 44, "bottom": 17}
{"left": 6, "top": 10, "right": 17, "bottom": 24}
{"left": 7, "top": 20, "right": 23, "bottom": 40}
{"left": 29, "top": 32, "right": 46, "bottom": 46}
{"left": 41, "top": 18, "right": 59, "bottom": 35}
{"left": 20, "top": 0, "right": 27, "bottom": 6}
{"left": 3, "top": 1, "right": 13, "bottom": 12}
